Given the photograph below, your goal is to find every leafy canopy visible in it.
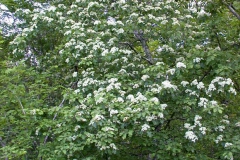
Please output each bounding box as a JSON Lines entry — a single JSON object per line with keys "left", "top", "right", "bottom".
{"left": 0, "top": 0, "right": 240, "bottom": 159}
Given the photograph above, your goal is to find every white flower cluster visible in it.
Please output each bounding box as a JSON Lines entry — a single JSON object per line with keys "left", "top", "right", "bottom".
{"left": 198, "top": 98, "right": 208, "bottom": 108}
{"left": 89, "top": 114, "right": 105, "bottom": 126}
{"left": 160, "top": 104, "right": 168, "bottom": 110}
{"left": 141, "top": 75, "right": 150, "bottom": 81}
{"left": 157, "top": 45, "right": 174, "bottom": 53}
{"left": 72, "top": 72, "right": 78, "bottom": 77}
{"left": 109, "top": 109, "right": 118, "bottom": 117}
{"left": 150, "top": 84, "right": 162, "bottom": 93}
{"left": 74, "top": 125, "right": 81, "bottom": 132}
{"left": 207, "top": 77, "right": 236, "bottom": 95}
{"left": 191, "top": 79, "right": 205, "bottom": 90}
{"left": 224, "top": 142, "right": 233, "bottom": 148}
{"left": 185, "top": 131, "right": 198, "bottom": 142}
{"left": 126, "top": 92, "right": 147, "bottom": 103}
{"left": 141, "top": 124, "right": 150, "bottom": 132}
{"left": 184, "top": 115, "right": 207, "bottom": 142}
{"left": 146, "top": 115, "right": 157, "bottom": 122}
{"left": 215, "top": 135, "right": 223, "bottom": 144}
{"left": 150, "top": 97, "right": 159, "bottom": 104}
{"left": 176, "top": 62, "right": 186, "bottom": 68}
{"left": 162, "top": 80, "right": 177, "bottom": 90}
{"left": 106, "top": 78, "right": 121, "bottom": 92}
{"left": 166, "top": 68, "right": 175, "bottom": 75}
{"left": 181, "top": 81, "right": 189, "bottom": 87}
{"left": 98, "top": 143, "right": 117, "bottom": 151}
{"left": 78, "top": 77, "right": 98, "bottom": 88}
{"left": 193, "top": 57, "right": 203, "bottom": 63}
{"left": 215, "top": 125, "right": 225, "bottom": 132}
{"left": 235, "top": 122, "right": 240, "bottom": 127}
{"left": 197, "top": 9, "right": 211, "bottom": 17}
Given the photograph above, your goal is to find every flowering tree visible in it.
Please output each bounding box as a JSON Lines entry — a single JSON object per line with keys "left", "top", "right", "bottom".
{"left": 1, "top": 0, "right": 240, "bottom": 159}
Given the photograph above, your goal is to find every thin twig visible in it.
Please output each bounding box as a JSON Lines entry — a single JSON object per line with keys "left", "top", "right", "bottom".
{"left": 16, "top": 97, "right": 26, "bottom": 115}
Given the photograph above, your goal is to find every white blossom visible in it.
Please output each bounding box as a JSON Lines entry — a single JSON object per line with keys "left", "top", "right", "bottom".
{"left": 30, "top": 109, "right": 36, "bottom": 115}
{"left": 70, "top": 135, "right": 77, "bottom": 141}
{"left": 166, "top": 68, "right": 175, "bottom": 75}
{"left": 184, "top": 123, "right": 191, "bottom": 129}
{"left": 172, "top": 18, "right": 179, "bottom": 25}
{"left": 198, "top": 98, "right": 208, "bottom": 108}
{"left": 133, "top": 84, "right": 139, "bottom": 88}
{"left": 199, "top": 127, "right": 207, "bottom": 135}
{"left": 176, "top": 62, "right": 186, "bottom": 68}
{"left": 210, "top": 101, "right": 218, "bottom": 106}
{"left": 195, "top": 44, "right": 201, "bottom": 49}
{"left": 229, "top": 87, "right": 237, "bottom": 95}
{"left": 197, "top": 9, "right": 211, "bottom": 17}
{"left": 94, "top": 20, "right": 101, "bottom": 25}
{"left": 185, "top": 131, "right": 198, "bottom": 142}
{"left": 110, "top": 109, "right": 118, "bottom": 117}
{"left": 141, "top": 124, "right": 150, "bottom": 131}
{"left": 96, "top": 97, "right": 104, "bottom": 104}
{"left": 104, "top": 127, "right": 115, "bottom": 131}
{"left": 221, "top": 119, "right": 230, "bottom": 124}
{"left": 161, "top": 20, "right": 168, "bottom": 25}
{"left": 74, "top": 125, "right": 81, "bottom": 132}
{"left": 146, "top": 115, "right": 156, "bottom": 122}
{"left": 107, "top": 17, "right": 116, "bottom": 25}
{"left": 191, "top": 79, "right": 198, "bottom": 86}
{"left": 158, "top": 113, "right": 164, "bottom": 118}
{"left": 106, "top": 84, "right": 114, "bottom": 92}
{"left": 162, "top": 80, "right": 177, "bottom": 90}
{"left": 116, "top": 28, "right": 124, "bottom": 34}
{"left": 74, "top": 89, "right": 80, "bottom": 94}
{"left": 215, "top": 135, "right": 223, "bottom": 143}
{"left": 126, "top": 94, "right": 136, "bottom": 103}
{"left": 193, "top": 57, "right": 203, "bottom": 63}
{"left": 136, "top": 92, "right": 147, "bottom": 102}
{"left": 208, "top": 83, "right": 216, "bottom": 92}
{"left": 110, "top": 143, "right": 117, "bottom": 150}
{"left": 160, "top": 104, "right": 168, "bottom": 110}
{"left": 224, "top": 142, "right": 233, "bottom": 148}
{"left": 141, "top": 75, "right": 150, "bottom": 81}
{"left": 150, "top": 97, "right": 159, "bottom": 104}
{"left": 117, "top": 97, "right": 124, "bottom": 103}
{"left": 35, "top": 129, "right": 39, "bottom": 135}
{"left": 181, "top": 81, "right": 189, "bottom": 87}
{"left": 215, "top": 125, "right": 225, "bottom": 132}
{"left": 72, "top": 72, "right": 78, "bottom": 77}
{"left": 175, "top": 10, "right": 180, "bottom": 14}
{"left": 197, "top": 82, "right": 205, "bottom": 89}
{"left": 235, "top": 122, "right": 240, "bottom": 127}
{"left": 194, "top": 115, "right": 202, "bottom": 127}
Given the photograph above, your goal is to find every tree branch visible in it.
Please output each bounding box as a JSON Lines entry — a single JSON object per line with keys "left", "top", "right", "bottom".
{"left": 119, "top": 41, "right": 154, "bottom": 65}
{"left": 133, "top": 30, "right": 154, "bottom": 65}
{"left": 16, "top": 96, "right": 26, "bottom": 115}
{"left": 223, "top": 1, "right": 240, "bottom": 20}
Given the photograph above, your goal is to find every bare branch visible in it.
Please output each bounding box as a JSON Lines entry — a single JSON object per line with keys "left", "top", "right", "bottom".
{"left": 134, "top": 30, "right": 154, "bottom": 65}
{"left": 228, "top": 5, "right": 240, "bottom": 20}
{"left": 16, "top": 97, "right": 26, "bottom": 115}
{"left": 223, "top": 1, "right": 240, "bottom": 20}
{"left": 119, "top": 41, "right": 153, "bottom": 65}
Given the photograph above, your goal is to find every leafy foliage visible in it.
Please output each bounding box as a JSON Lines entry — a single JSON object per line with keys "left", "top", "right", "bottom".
{"left": 0, "top": 0, "right": 240, "bottom": 159}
